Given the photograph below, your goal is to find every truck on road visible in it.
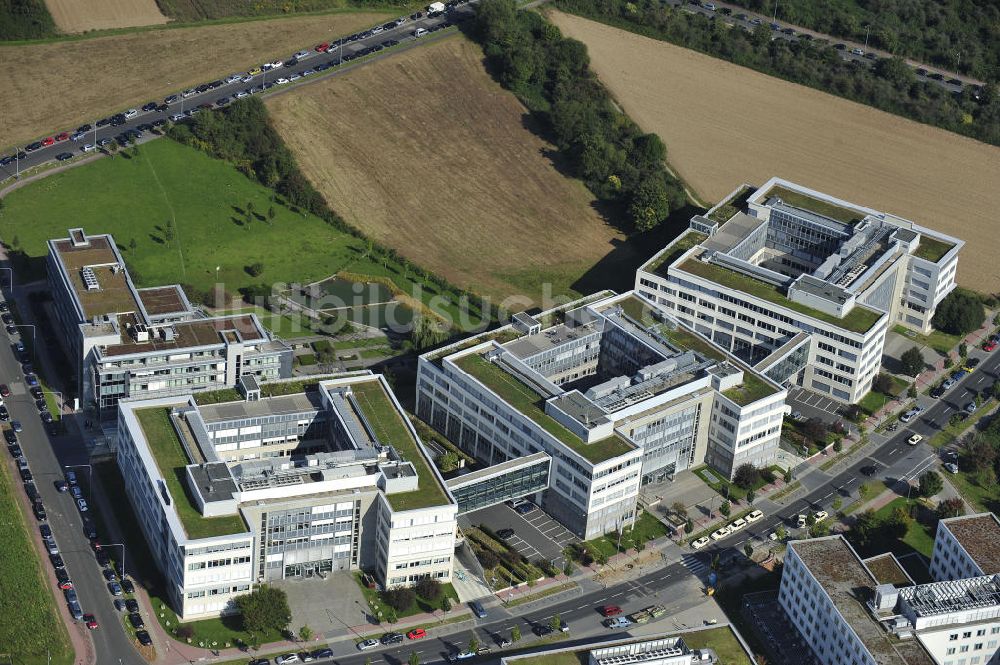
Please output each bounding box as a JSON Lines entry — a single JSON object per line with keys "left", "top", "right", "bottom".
{"left": 427, "top": 2, "right": 445, "bottom": 12}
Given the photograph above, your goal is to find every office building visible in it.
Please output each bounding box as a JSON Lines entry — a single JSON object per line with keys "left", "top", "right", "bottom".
{"left": 47, "top": 228, "right": 292, "bottom": 414}
{"left": 781, "top": 517, "right": 1000, "bottom": 665}
{"left": 416, "top": 291, "right": 786, "bottom": 539}
{"left": 929, "top": 513, "right": 1000, "bottom": 583}
{"left": 636, "top": 178, "right": 962, "bottom": 403}
{"left": 114, "top": 373, "right": 457, "bottom": 620}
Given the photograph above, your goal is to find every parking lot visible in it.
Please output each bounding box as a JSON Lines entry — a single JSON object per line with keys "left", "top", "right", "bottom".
{"left": 787, "top": 387, "right": 844, "bottom": 423}
{"left": 463, "top": 502, "right": 579, "bottom": 569}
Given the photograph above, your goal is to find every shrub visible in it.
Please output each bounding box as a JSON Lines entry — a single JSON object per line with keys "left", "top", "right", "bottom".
{"left": 246, "top": 262, "right": 264, "bottom": 277}
{"left": 936, "top": 497, "right": 965, "bottom": 519}
{"left": 384, "top": 587, "right": 416, "bottom": 612}
{"left": 733, "top": 463, "right": 761, "bottom": 490}
{"left": 933, "top": 289, "right": 985, "bottom": 336}
{"left": 415, "top": 578, "right": 442, "bottom": 601}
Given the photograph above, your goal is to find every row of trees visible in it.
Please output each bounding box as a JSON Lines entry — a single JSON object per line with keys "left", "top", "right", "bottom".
{"left": 719, "top": 0, "right": 1000, "bottom": 80}
{"left": 554, "top": 0, "right": 1000, "bottom": 147}
{"left": 471, "top": 0, "right": 688, "bottom": 231}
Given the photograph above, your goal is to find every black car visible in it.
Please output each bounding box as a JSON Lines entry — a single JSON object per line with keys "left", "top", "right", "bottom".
{"left": 103, "top": 568, "right": 118, "bottom": 582}
{"left": 4, "top": 429, "right": 17, "bottom": 445}
{"left": 55, "top": 568, "right": 70, "bottom": 586}
{"left": 56, "top": 152, "right": 73, "bottom": 161}
{"left": 24, "top": 481, "right": 38, "bottom": 501}
{"left": 125, "top": 598, "right": 140, "bottom": 613}
{"left": 8, "top": 444, "right": 21, "bottom": 457}
{"left": 136, "top": 630, "right": 153, "bottom": 646}
{"left": 128, "top": 612, "right": 145, "bottom": 629}
{"left": 77, "top": 123, "right": 92, "bottom": 133}
{"left": 533, "top": 625, "right": 553, "bottom": 636}
{"left": 50, "top": 553, "right": 65, "bottom": 568}
{"left": 96, "top": 550, "right": 110, "bottom": 567}
{"left": 25, "top": 141, "right": 43, "bottom": 151}
{"left": 152, "top": 118, "right": 167, "bottom": 127}
{"left": 0, "top": 406, "right": 9, "bottom": 421}
{"left": 966, "top": 357, "right": 981, "bottom": 370}
{"left": 121, "top": 578, "right": 135, "bottom": 594}
{"left": 29, "top": 386, "right": 43, "bottom": 400}
{"left": 380, "top": 632, "right": 404, "bottom": 645}
{"left": 82, "top": 518, "right": 97, "bottom": 540}
{"left": 34, "top": 503, "right": 47, "bottom": 521}
{"left": 114, "top": 599, "right": 127, "bottom": 612}
{"left": 1, "top": 312, "right": 13, "bottom": 324}
{"left": 35, "top": 398, "right": 47, "bottom": 411}
{"left": 216, "top": 97, "right": 230, "bottom": 107}
{"left": 96, "top": 117, "right": 111, "bottom": 127}
{"left": 20, "top": 467, "right": 32, "bottom": 482}
{"left": 40, "top": 523, "right": 52, "bottom": 539}
{"left": 930, "top": 385, "right": 945, "bottom": 398}
{"left": 41, "top": 412, "right": 53, "bottom": 424}
{"left": 248, "top": 660, "right": 270, "bottom": 665}
{"left": 497, "top": 528, "right": 515, "bottom": 539}
{"left": 142, "top": 101, "right": 158, "bottom": 112}
{"left": 136, "top": 123, "right": 153, "bottom": 132}
{"left": 312, "top": 649, "right": 334, "bottom": 659}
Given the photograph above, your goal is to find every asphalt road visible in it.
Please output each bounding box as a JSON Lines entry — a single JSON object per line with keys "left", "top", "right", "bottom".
{"left": 0, "top": 290, "right": 146, "bottom": 664}
{"left": 0, "top": 4, "right": 477, "bottom": 179}
{"left": 666, "top": 0, "right": 973, "bottom": 95}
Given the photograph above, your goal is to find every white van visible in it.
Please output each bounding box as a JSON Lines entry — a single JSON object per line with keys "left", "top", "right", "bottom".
{"left": 414, "top": 27, "right": 428, "bottom": 37}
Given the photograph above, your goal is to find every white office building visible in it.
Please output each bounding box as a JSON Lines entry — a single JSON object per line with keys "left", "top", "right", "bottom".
{"left": 115, "top": 373, "right": 457, "bottom": 620}
{"left": 929, "top": 513, "right": 1000, "bottom": 583}
{"left": 636, "top": 178, "right": 962, "bottom": 403}
{"left": 416, "top": 291, "right": 786, "bottom": 539}
{"left": 781, "top": 515, "right": 1000, "bottom": 665}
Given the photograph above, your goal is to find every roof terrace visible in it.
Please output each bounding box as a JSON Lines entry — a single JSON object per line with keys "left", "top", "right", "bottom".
{"left": 762, "top": 184, "right": 867, "bottom": 225}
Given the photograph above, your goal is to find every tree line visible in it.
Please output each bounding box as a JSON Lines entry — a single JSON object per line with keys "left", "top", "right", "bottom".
{"left": 720, "top": 0, "right": 1000, "bottom": 81}
{"left": 0, "top": 0, "right": 55, "bottom": 40}
{"left": 555, "top": 0, "right": 1000, "bottom": 147}
{"left": 469, "top": 0, "right": 688, "bottom": 231}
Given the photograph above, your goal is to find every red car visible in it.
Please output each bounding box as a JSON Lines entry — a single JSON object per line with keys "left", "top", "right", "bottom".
{"left": 55, "top": 132, "right": 70, "bottom": 142}
{"left": 407, "top": 628, "right": 426, "bottom": 640}
{"left": 0, "top": 384, "right": 10, "bottom": 397}
{"left": 985, "top": 340, "right": 997, "bottom": 352}
{"left": 58, "top": 580, "right": 74, "bottom": 591}
{"left": 600, "top": 605, "right": 622, "bottom": 617}
{"left": 315, "top": 42, "right": 330, "bottom": 52}
{"left": 42, "top": 137, "right": 55, "bottom": 146}
{"left": 83, "top": 614, "right": 99, "bottom": 630}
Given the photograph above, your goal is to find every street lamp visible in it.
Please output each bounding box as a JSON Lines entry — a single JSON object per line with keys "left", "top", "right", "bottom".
{"left": 864, "top": 24, "right": 871, "bottom": 50}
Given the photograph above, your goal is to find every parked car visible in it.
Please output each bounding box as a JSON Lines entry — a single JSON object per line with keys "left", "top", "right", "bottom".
{"left": 691, "top": 536, "right": 710, "bottom": 549}
{"left": 311, "top": 648, "right": 333, "bottom": 659}
{"left": 813, "top": 511, "right": 829, "bottom": 522}
{"left": 275, "top": 654, "right": 300, "bottom": 665}
{"left": 128, "top": 613, "right": 144, "bottom": 629}
{"left": 136, "top": 630, "right": 152, "bottom": 646}
{"left": 407, "top": 628, "right": 427, "bottom": 640}
{"left": 533, "top": 625, "right": 553, "bottom": 636}
{"left": 944, "top": 463, "right": 959, "bottom": 474}
{"left": 907, "top": 434, "right": 923, "bottom": 446}
{"left": 604, "top": 617, "right": 632, "bottom": 629}
{"left": 357, "top": 639, "right": 379, "bottom": 651}
{"left": 469, "top": 600, "right": 487, "bottom": 618}
{"left": 497, "top": 528, "right": 515, "bottom": 539}
{"left": 600, "top": 605, "right": 622, "bottom": 617}
{"left": 381, "top": 633, "right": 404, "bottom": 645}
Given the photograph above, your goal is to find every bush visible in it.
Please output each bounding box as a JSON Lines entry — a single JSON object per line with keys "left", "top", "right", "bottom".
{"left": 936, "top": 497, "right": 965, "bottom": 519}
{"left": 802, "top": 417, "right": 828, "bottom": 443}
{"left": 246, "top": 262, "right": 264, "bottom": 277}
{"left": 919, "top": 471, "right": 944, "bottom": 498}
{"left": 415, "top": 578, "right": 442, "bottom": 601}
{"left": 933, "top": 289, "right": 985, "bottom": 336}
{"left": 733, "top": 463, "right": 761, "bottom": 490}
{"left": 234, "top": 585, "right": 291, "bottom": 635}
{"left": 477, "top": 549, "right": 499, "bottom": 570}
{"left": 873, "top": 373, "right": 895, "bottom": 394}
{"left": 384, "top": 587, "right": 416, "bottom": 612}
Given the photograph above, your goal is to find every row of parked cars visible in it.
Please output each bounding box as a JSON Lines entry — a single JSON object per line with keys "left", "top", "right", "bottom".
{"left": 691, "top": 509, "right": 765, "bottom": 548}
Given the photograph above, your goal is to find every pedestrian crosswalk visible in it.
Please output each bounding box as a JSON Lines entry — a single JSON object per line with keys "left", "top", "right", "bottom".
{"left": 680, "top": 553, "right": 711, "bottom": 578}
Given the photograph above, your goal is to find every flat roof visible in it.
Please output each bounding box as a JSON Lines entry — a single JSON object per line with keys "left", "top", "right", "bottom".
{"left": 504, "top": 320, "right": 601, "bottom": 359}
{"left": 863, "top": 553, "right": 913, "bottom": 587}
{"left": 445, "top": 451, "right": 550, "bottom": 489}
{"left": 197, "top": 391, "right": 322, "bottom": 422}
{"left": 453, "top": 352, "right": 636, "bottom": 465}
{"left": 138, "top": 285, "right": 190, "bottom": 316}
{"left": 349, "top": 380, "right": 450, "bottom": 511}
{"left": 942, "top": 513, "right": 1000, "bottom": 575}
{"left": 100, "top": 315, "right": 265, "bottom": 357}
{"left": 135, "top": 407, "right": 248, "bottom": 539}
{"left": 791, "top": 537, "right": 934, "bottom": 665}
{"left": 52, "top": 236, "right": 141, "bottom": 319}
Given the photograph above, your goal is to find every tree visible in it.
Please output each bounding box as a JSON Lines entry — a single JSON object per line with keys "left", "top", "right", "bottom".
{"left": 441, "top": 596, "right": 452, "bottom": 613}
{"left": 128, "top": 237, "right": 137, "bottom": 253}
{"left": 671, "top": 501, "right": 688, "bottom": 519}
{"left": 628, "top": 176, "right": 671, "bottom": 231}
{"left": 775, "top": 526, "right": 786, "bottom": 541}
{"left": 384, "top": 587, "right": 416, "bottom": 612}
{"left": 803, "top": 417, "right": 828, "bottom": 443}
{"left": 719, "top": 500, "right": 731, "bottom": 518}
{"left": 478, "top": 549, "right": 499, "bottom": 570}
{"left": 267, "top": 206, "right": 276, "bottom": 223}
{"left": 833, "top": 439, "right": 843, "bottom": 453}
{"left": 783, "top": 468, "right": 793, "bottom": 483}
{"left": 873, "top": 373, "right": 894, "bottom": 394}
{"left": 511, "top": 625, "right": 521, "bottom": 643}
{"left": 944, "top": 356, "right": 954, "bottom": 369}
{"left": 469, "top": 633, "right": 480, "bottom": 653}
{"left": 959, "top": 342, "right": 969, "bottom": 358}
{"left": 965, "top": 434, "right": 997, "bottom": 475}
{"left": 900, "top": 347, "right": 924, "bottom": 376}
{"left": 299, "top": 625, "right": 313, "bottom": 642}
{"left": 919, "top": 471, "right": 944, "bottom": 497}
{"left": 684, "top": 518, "right": 694, "bottom": 534}
{"left": 936, "top": 497, "right": 965, "bottom": 519}
{"left": 563, "top": 560, "right": 574, "bottom": 576}
{"left": 733, "top": 463, "right": 761, "bottom": 490}
{"left": 746, "top": 488, "right": 756, "bottom": 504}
{"left": 409, "top": 652, "right": 421, "bottom": 665}
{"left": 907, "top": 384, "right": 918, "bottom": 399}
{"left": 932, "top": 289, "right": 985, "bottom": 336}
{"left": 993, "top": 380, "right": 1000, "bottom": 401}
{"left": 743, "top": 542, "right": 754, "bottom": 558}
{"left": 549, "top": 614, "right": 561, "bottom": 631}
{"left": 885, "top": 506, "right": 911, "bottom": 540}
{"left": 234, "top": 586, "right": 291, "bottom": 636}
{"left": 416, "top": 577, "right": 442, "bottom": 601}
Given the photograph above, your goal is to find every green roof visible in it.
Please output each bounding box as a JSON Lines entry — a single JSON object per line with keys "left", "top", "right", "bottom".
{"left": 351, "top": 381, "right": 450, "bottom": 511}
{"left": 136, "top": 408, "right": 248, "bottom": 539}
{"left": 913, "top": 235, "right": 955, "bottom": 263}
{"left": 677, "top": 258, "right": 883, "bottom": 334}
{"left": 763, "top": 185, "right": 866, "bottom": 225}
{"left": 454, "top": 353, "right": 634, "bottom": 465}
{"left": 722, "top": 371, "right": 778, "bottom": 406}
{"left": 708, "top": 185, "right": 753, "bottom": 225}
{"left": 644, "top": 231, "right": 707, "bottom": 277}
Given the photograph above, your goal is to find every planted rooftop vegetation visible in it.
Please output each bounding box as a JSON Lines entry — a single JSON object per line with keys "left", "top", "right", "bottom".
{"left": 351, "top": 381, "right": 449, "bottom": 511}
{"left": 454, "top": 353, "right": 634, "bottom": 464}
{"left": 644, "top": 231, "right": 707, "bottom": 276}
{"left": 678, "top": 258, "right": 882, "bottom": 333}
{"left": 763, "top": 185, "right": 866, "bottom": 225}
{"left": 913, "top": 235, "right": 955, "bottom": 263}
{"left": 136, "top": 408, "right": 248, "bottom": 539}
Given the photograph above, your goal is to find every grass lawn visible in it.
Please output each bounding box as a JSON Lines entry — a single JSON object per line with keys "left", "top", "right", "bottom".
{"left": 892, "top": 324, "right": 962, "bottom": 357}
{"left": 356, "top": 573, "right": 458, "bottom": 621}
{"left": 136, "top": 407, "right": 248, "bottom": 538}
{"left": 928, "top": 400, "right": 997, "bottom": 448}
{"left": 0, "top": 138, "right": 466, "bottom": 328}
{"left": 948, "top": 469, "right": 1000, "bottom": 514}
{"left": 0, "top": 462, "right": 74, "bottom": 665}
{"left": 871, "top": 498, "right": 936, "bottom": 559}
{"left": 583, "top": 511, "right": 667, "bottom": 559}
{"left": 913, "top": 236, "right": 955, "bottom": 263}
{"left": 681, "top": 626, "right": 754, "bottom": 665}
{"left": 644, "top": 230, "right": 708, "bottom": 276}
{"left": 692, "top": 465, "right": 779, "bottom": 502}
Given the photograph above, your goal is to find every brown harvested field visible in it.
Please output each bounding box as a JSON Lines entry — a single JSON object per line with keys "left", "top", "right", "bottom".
{"left": 266, "top": 34, "right": 624, "bottom": 305}
{"left": 45, "top": 0, "right": 167, "bottom": 33}
{"left": 549, "top": 10, "right": 1000, "bottom": 291}
{"left": 0, "top": 11, "right": 391, "bottom": 149}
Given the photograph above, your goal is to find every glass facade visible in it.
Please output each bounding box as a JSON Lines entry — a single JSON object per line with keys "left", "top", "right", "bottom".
{"left": 450, "top": 458, "right": 550, "bottom": 514}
